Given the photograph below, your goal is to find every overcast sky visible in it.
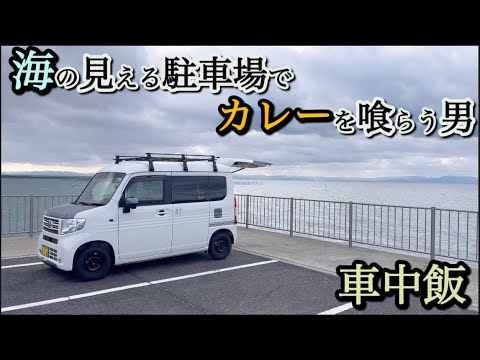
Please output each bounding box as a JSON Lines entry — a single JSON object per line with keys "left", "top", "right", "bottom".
{"left": 1, "top": 46, "right": 478, "bottom": 177}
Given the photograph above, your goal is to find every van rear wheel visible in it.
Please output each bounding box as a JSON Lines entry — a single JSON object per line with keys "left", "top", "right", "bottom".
{"left": 74, "top": 243, "right": 112, "bottom": 281}
{"left": 208, "top": 233, "right": 232, "bottom": 260}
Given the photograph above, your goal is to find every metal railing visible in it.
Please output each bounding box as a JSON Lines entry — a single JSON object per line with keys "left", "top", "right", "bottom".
{"left": 1, "top": 193, "right": 478, "bottom": 263}
{"left": 235, "top": 194, "right": 479, "bottom": 263}
{"left": 1, "top": 195, "right": 78, "bottom": 237}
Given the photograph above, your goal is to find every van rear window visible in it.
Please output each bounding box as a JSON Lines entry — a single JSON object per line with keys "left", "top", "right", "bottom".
{"left": 172, "top": 176, "right": 227, "bottom": 203}
{"left": 209, "top": 176, "right": 227, "bottom": 201}
{"left": 172, "top": 176, "right": 209, "bottom": 203}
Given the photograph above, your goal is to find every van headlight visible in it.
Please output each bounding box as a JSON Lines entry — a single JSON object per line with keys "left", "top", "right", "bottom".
{"left": 61, "top": 219, "right": 86, "bottom": 234}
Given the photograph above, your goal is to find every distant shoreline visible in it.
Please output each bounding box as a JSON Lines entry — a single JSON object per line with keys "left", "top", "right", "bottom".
{"left": 1, "top": 175, "right": 92, "bottom": 180}
{"left": 237, "top": 179, "right": 479, "bottom": 185}
{"left": 1, "top": 174, "right": 477, "bottom": 185}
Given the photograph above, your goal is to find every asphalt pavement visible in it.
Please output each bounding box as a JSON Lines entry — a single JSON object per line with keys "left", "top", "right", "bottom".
{"left": 2, "top": 250, "right": 476, "bottom": 315}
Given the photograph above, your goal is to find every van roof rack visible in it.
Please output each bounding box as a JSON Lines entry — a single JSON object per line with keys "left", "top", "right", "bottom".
{"left": 114, "top": 153, "right": 219, "bottom": 172}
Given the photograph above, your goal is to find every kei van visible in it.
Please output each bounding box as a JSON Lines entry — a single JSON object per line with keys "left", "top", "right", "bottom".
{"left": 38, "top": 153, "right": 269, "bottom": 280}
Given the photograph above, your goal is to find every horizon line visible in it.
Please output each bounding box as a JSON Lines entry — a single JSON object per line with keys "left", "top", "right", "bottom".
{"left": 1, "top": 173, "right": 477, "bottom": 182}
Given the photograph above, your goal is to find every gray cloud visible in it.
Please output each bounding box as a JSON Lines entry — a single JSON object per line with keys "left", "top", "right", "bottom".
{"left": 1, "top": 46, "right": 478, "bottom": 177}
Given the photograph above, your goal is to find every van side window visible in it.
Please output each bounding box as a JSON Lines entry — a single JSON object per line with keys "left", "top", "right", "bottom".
{"left": 125, "top": 177, "right": 165, "bottom": 206}
{"left": 172, "top": 176, "right": 209, "bottom": 204}
{"left": 209, "top": 176, "right": 227, "bottom": 201}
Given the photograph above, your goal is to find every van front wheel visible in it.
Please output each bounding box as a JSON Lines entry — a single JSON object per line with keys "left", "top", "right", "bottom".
{"left": 208, "top": 233, "right": 232, "bottom": 260}
{"left": 74, "top": 243, "right": 112, "bottom": 281}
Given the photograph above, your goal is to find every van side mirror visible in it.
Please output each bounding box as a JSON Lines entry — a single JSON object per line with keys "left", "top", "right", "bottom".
{"left": 123, "top": 197, "right": 139, "bottom": 213}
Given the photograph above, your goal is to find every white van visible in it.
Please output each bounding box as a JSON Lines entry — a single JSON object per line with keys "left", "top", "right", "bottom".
{"left": 38, "top": 154, "right": 269, "bottom": 280}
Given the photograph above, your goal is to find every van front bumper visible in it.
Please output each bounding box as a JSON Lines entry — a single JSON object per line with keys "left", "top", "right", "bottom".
{"left": 37, "top": 232, "right": 82, "bottom": 271}
{"left": 41, "top": 258, "right": 58, "bottom": 269}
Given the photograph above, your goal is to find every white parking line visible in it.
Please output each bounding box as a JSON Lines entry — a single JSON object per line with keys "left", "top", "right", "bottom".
{"left": 150, "top": 260, "right": 278, "bottom": 284}
{"left": 1, "top": 262, "right": 44, "bottom": 269}
{"left": 2, "top": 297, "right": 70, "bottom": 312}
{"left": 317, "top": 303, "right": 353, "bottom": 315}
{"left": 69, "top": 283, "right": 151, "bottom": 300}
{"left": 1, "top": 259, "right": 279, "bottom": 313}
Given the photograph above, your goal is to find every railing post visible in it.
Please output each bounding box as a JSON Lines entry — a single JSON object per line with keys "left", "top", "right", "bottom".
{"left": 29, "top": 195, "right": 34, "bottom": 238}
{"left": 348, "top": 201, "right": 353, "bottom": 248}
{"left": 477, "top": 212, "right": 479, "bottom": 263}
{"left": 289, "top": 197, "right": 294, "bottom": 236}
{"left": 430, "top": 207, "right": 436, "bottom": 260}
{"left": 245, "top": 195, "right": 250, "bottom": 229}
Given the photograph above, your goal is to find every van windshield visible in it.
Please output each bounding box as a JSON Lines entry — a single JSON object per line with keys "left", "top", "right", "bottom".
{"left": 76, "top": 172, "right": 126, "bottom": 206}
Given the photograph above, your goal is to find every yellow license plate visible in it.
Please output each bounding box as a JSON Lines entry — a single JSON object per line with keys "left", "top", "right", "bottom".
{"left": 41, "top": 245, "right": 49, "bottom": 257}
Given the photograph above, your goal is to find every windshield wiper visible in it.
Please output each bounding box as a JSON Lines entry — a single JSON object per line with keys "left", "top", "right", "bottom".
{"left": 76, "top": 201, "right": 103, "bottom": 206}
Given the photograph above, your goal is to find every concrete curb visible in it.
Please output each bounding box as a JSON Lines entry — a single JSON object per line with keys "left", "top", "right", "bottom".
{"left": 1, "top": 254, "right": 38, "bottom": 260}
{"left": 234, "top": 246, "right": 338, "bottom": 276}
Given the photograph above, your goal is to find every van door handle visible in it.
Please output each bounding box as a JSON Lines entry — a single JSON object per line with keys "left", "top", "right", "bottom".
{"left": 175, "top": 208, "right": 181, "bottom": 216}
{"left": 157, "top": 210, "right": 166, "bottom": 216}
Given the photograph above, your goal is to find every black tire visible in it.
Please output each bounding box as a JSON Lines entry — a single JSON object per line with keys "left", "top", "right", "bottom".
{"left": 208, "top": 233, "right": 232, "bottom": 260}
{"left": 73, "top": 243, "right": 113, "bottom": 281}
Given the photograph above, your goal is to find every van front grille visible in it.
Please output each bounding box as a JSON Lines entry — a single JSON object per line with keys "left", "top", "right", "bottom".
{"left": 43, "top": 216, "right": 60, "bottom": 234}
